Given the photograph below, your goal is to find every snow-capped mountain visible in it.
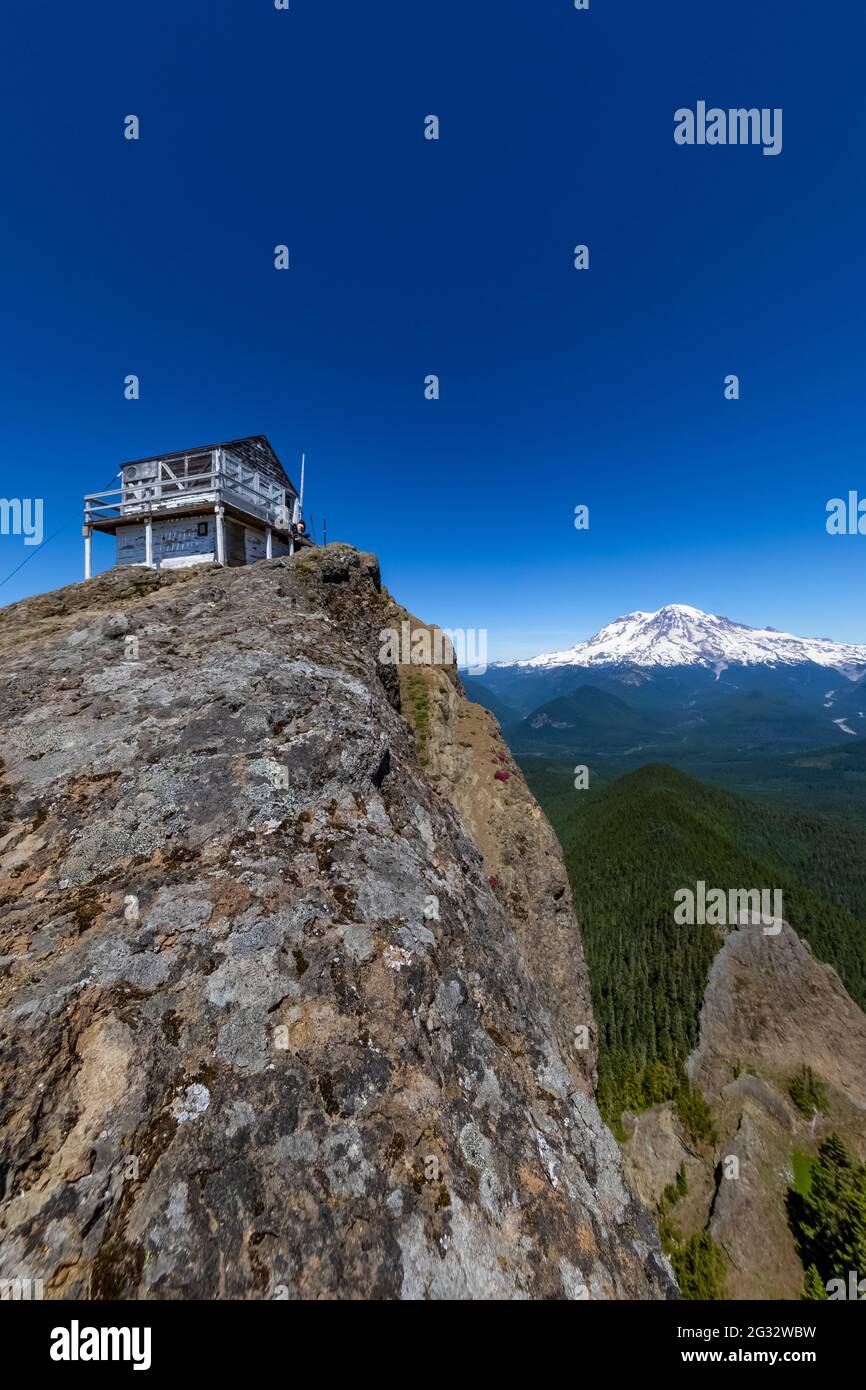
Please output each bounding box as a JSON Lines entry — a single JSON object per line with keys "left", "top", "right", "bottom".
{"left": 502, "top": 604, "right": 866, "bottom": 674}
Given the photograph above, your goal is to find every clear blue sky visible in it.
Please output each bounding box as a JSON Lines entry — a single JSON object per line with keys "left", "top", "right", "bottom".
{"left": 1, "top": 1, "right": 864, "bottom": 659}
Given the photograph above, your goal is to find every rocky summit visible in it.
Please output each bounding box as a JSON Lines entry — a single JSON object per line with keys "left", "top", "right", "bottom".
{"left": 0, "top": 547, "right": 675, "bottom": 1300}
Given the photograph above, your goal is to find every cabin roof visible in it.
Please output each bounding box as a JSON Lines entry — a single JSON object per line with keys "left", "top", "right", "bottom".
{"left": 120, "top": 435, "right": 298, "bottom": 495}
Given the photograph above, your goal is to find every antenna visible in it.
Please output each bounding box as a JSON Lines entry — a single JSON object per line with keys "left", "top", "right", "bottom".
{"left": 299, "top": 453, "right": 306, "bottom": 515}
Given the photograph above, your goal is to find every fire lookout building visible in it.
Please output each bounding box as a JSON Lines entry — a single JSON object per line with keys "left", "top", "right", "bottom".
{"left": 82, "top": 435, "right": 307, "bottom": 577}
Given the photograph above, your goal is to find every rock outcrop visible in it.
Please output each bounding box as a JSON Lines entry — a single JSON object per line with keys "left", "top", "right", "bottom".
{"left": 0, "top": 548, "right": 675, "bottom": 1300}
{"left": 620, "top": 917, "right": 866, "bottom": 1300}
{"left": 688, "top": 920, "right": 866, "bottom": 1111}
{"left": 680, "top": 918, "right": 866, "bottom": 1298}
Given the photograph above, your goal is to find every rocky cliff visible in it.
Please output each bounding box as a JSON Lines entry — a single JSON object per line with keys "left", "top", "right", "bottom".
{"left": 623, "top": 917, "right": 866, "bottom": 1300}
{"left": 0, "top": 547, "right": 675, "bottom": 1300}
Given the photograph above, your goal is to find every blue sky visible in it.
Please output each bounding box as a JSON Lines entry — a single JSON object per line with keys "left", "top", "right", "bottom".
{"left": 1, "top": 0, "right": 864, "bottom": 659}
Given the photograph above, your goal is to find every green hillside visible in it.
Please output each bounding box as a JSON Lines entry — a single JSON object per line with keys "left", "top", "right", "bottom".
{"left": 537, "top": 763, "right": 866, "bottom": 1125}
{"left": 518, "top": 685, "right": 656, "bottom": 738}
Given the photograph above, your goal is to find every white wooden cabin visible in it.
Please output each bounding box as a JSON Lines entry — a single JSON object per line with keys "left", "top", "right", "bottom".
{"left": 83, "top": 436, "right": 306, "bottom": 577}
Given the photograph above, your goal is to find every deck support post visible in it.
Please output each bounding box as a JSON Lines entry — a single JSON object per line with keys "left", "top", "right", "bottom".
{"left": 215, "top": 505, "right": 226, "bottom": 565}
{"left": 265, "top": 526, "right": 272, "bottom": 560}
{"left": 145, "top": 514, "right": 154, "bottom": 568}
{"left": 83, "top": 525, "right": 92, "bottom": 580}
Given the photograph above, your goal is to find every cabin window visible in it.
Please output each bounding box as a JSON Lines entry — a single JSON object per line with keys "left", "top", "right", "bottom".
{"left": 197, "top": 522, "right": 209, "bottom": 536}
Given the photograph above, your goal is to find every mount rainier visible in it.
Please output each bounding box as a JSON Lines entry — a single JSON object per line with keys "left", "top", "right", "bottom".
{"left": 501, "top": 604, "right": 866, "bottom": 674}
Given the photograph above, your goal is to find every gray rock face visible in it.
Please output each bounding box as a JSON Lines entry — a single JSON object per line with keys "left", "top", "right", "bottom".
{"left": 687, "top": 919, "right": 866, "bottom": 1110}
{"left": 0, "top": 549, "right": 675, "bottom": 1299}
{"left": 621, "top": 1105, "right": 696, "bottom": 1211}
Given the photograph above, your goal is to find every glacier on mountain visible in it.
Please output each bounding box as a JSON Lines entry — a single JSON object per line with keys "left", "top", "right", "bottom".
{"left": 500, "top": 604, "right": 866, "bottom": 673}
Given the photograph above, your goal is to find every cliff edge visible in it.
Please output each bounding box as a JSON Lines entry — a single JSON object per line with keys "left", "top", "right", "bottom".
{"left": 0, "top": 547, "right": 674, "bottom": 1299}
